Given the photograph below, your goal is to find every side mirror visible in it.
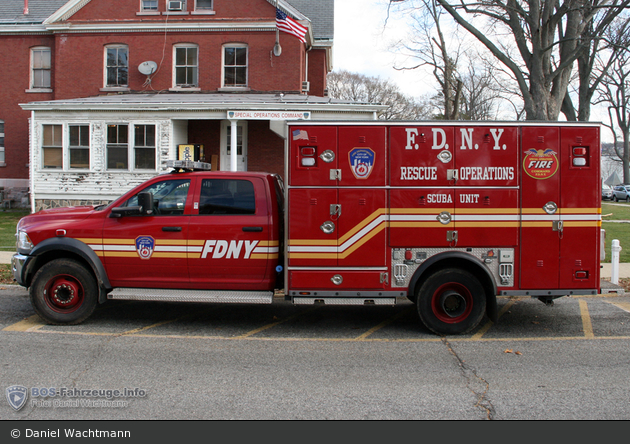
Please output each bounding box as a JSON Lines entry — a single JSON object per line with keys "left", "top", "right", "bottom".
{"left": 109, "top": 192, "right": 155, "bottom": 218}
{"left": 138, "top": 191, "right": 154, "bottom": 215}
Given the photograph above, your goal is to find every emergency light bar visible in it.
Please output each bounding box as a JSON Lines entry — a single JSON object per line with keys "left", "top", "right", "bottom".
{"left": 166, "top": 160, "right": 212, "bottom": 171}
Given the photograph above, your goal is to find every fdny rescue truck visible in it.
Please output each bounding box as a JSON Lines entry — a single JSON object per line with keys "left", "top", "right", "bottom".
{"left": 12, "top": 122, "right": 602, "bottom": 335}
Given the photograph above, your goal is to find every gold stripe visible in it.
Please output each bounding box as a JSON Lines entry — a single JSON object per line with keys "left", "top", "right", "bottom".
{"left": 76, "top": 238, "right": 103, "bottom": 243}
{"left": 338, "top": 208, "right": 388, "bottom": 244}
{"left": 188, "top": 240, "right": 205, "bottom": 246}
{"left": 456, "top": 222, "right": 520, "bottom": 227}
{"left": 390, "top": 221, "right": 452, "bottom": 228}
{"left": 156, "top": 239, "right": 187, "bottom": 246}
{"left": 559, "top": 208, "right": 601, "bottom": 214}
{"left": 339, "top": 223, "right": 386, "bottom": 259}
{"left": 456, "top": 208, "right": 520, "bottom": 214}
{"left": 563, "top": 221, "right": 601, "bottom": 227}
{"left": 103, "top": 239, "right": 135, "bottom": 245}
{"left": 290, "top": 239, "right": 338, "bottom": 246}
{"left": 103, "top": 252, "right": 138, "bottom": 257}
{"left": 289, "top": 253, "right": 337, "bottom": 259}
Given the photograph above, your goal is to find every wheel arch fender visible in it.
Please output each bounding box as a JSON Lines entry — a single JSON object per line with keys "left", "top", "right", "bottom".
{"left": 26, "top": 237, "right": 112, "bottom": 304}
{"left": 408, "top": 251, "right": 498, "bottom": 323}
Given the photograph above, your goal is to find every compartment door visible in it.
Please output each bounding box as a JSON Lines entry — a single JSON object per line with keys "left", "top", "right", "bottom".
{"left": 520, "top": 126, "right": 561, "bottom": 289}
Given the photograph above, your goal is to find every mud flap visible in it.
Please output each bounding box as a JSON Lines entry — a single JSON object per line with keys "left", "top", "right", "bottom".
{"left": 486, "top": 294, "right": 498, "bottom": 323}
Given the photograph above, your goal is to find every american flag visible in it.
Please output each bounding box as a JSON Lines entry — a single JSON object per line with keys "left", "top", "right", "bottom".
{"left": 292, "top": 129, "right": 309, "bottom": 140}
{"left": 276, "top": 8, "right": 308, "bottom": 43}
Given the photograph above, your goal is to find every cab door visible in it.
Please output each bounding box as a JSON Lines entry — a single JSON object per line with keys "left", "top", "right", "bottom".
{"left": 102, "top": 177, "right": 193, "bottom": 288}
{"left": 187, "top": 176, "right": 272, "bottom": 290}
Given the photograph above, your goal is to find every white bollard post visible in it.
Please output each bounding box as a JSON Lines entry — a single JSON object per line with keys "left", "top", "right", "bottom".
{"left": 611, "top": 239, "right": 622, "bottom": 285}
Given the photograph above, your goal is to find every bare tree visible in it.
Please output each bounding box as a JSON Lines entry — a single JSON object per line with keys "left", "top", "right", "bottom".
{"left": 327, "top": 70, "right": 432, "bottom": 120}
{"left": 391, "top": 0, "right": 630, "bottom": 121}
{"left": 597, "top": 32, "right": 630, "bottom": 182}
{"left": 390, "top": 0, "right": 463, "bottom": 119}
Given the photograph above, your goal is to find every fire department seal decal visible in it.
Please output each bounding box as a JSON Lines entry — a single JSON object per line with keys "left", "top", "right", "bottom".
{"left": 136, "top": 236, "right": 155, "bottom": 260}
{"left": 349, "top": 148, "right": 375, "bottom": 179}
{"left": 523, "top": 148, "right": 558, "bottom": 180}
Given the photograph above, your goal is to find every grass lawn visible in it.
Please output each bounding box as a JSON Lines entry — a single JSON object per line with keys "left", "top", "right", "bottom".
{"left": 601, "top": 202, "right": 630, "bottom": 263}
{"left": 0, "top": 210, "right": 29, "bottom": 251}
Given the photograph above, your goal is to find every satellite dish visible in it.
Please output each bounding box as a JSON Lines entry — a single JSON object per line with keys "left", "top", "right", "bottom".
{"left": 138, "top": 61, "right": 158, "bottom": 75}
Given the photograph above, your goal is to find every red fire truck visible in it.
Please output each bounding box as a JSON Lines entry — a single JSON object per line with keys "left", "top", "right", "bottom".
{"left": 12, "top": 122, "right": 602, "bottom": 335}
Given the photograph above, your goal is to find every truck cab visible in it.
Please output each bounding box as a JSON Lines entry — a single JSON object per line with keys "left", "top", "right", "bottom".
{"left": 13, "top": 162, "right": 284, "bottom": 324}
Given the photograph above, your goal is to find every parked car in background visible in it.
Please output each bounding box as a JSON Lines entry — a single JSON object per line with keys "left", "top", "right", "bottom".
{"left": 613, "top": 185, "right": 630, "bottom": 202}
{"left": 602, "top": 184, "right": 614, "bottom": 200}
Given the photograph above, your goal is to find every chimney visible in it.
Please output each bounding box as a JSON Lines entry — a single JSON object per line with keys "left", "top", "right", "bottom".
{"left": 24, "top": 0, "right": 29, "bottom": 15}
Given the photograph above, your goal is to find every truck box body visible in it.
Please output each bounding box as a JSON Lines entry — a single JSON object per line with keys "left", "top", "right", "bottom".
{"left": 285, "top": 122, "right": 601, "bottom": 301}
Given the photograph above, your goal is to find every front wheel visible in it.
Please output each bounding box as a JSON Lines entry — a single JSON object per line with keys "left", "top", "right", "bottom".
{"left": 416, "top": 268, "right": 486, "bottom": 335}
{"left": 29, "top": 259, "right": 97, "bottom": 324}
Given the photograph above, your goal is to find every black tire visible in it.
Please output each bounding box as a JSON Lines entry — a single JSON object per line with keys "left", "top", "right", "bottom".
{"left": 613, "top": 195, "right": 618, "bottom": 202}
{"left": 626, "top": 195, "right": 629, "bottom": 203}
{"left": 29, "top": 259, "right": 97, "bottom": 324}
{"left": 416, "top": 268, "right": 486, "bottom": 335}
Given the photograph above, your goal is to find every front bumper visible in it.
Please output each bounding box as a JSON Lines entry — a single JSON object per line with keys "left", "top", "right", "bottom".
{"left": 11, "top": 253, "right": 29, "bottom": 287}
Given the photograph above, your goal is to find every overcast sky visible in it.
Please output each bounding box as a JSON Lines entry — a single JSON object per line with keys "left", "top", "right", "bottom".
{"left": 332, "top": 0, "right": 615, "bottom": 139}
{"left": 332, "top": 0, "right": 431, "bottom": 98}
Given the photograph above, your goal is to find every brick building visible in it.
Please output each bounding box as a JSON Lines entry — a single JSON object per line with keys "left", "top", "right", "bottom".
{"left": 0, "top": 0, "right": 383, "bottom": 211}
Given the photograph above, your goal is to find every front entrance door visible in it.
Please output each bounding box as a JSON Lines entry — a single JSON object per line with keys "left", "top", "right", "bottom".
{"left": 220, "top": 120, "right": 248, "bottom": 171}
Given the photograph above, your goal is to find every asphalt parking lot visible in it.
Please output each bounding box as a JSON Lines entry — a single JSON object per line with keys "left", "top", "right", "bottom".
{"left": 3, "top": 287, "right": 630, "bottom": 342}
{"left": 3, "top": 286, "right": 630, "bottom": 420}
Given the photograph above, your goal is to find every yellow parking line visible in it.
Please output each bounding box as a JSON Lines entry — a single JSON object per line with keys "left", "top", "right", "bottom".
{"left": 471, "top": 298, "right": 518, "bottom": 340}
{"left": 607, "top": 301, "right": 630, "bottom": 313}
{"left": 233, "top": 306, "right": 321, "bottom": 339}
{"left": 579, "top": 300, "right": 595, "bottom": 338}
{"left": 353, "top": 307, "right": 414, "bottom": 340}
{"left": 2, "top": 315, "right": 45, "bottom": 332}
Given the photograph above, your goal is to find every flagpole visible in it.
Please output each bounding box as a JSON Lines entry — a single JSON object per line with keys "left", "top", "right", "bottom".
{"left": 274, "top": 0, "right": 282, "bottom": 56}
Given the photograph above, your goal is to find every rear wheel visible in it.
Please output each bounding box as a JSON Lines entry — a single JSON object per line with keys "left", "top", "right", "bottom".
{"left": 416, "top": 268, "right": 486, "bottom": 335}
{"left": 29, "top": 259, "right": 97, "bottom": 324}
{"left": 614, "top": 195, "right": 618, "bottom": 202}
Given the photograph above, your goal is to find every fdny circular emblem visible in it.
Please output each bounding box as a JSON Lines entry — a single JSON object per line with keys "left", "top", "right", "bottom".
{"left": 349, "top": 148, "right": 375, "bottom": 179}
{"left": 135, "top": 236, "right": 155, "bottom": 260}
{"left": 523, "top": 149, "right": 558, "bottom": 180}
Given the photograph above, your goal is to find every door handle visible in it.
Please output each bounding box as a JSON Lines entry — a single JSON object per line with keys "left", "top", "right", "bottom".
{"left": 162, "top": 226, "right": 182, "bottom": 232}
{"left": 242, "top": 226, "right": 263, "bottom": 232}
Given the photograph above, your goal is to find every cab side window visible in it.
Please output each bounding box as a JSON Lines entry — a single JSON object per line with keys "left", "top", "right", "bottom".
{"left": 126, "top": 179, "right": 191, "bottom": 215}
{"left": 199, "top": 179, "right": 255, "bottom": 215}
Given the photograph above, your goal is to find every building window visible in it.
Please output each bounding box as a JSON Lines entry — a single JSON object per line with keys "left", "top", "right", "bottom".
{"left": 106, "top": 45, "right": 129, "bottom": 87}
{"left": 134, "top": 125, "right": 156, "bottom": 169}
{"left": 69, "top": 125, "right": 90, "bottom": 169}
{"left": 195, "top": 0, "right": 212, "bottom": 10}
{"left": 141, "top": 0, "right": 158, "bottom": 10}
{"left": 0, "top": 120, "right": 4, "bottom": 165}
{"left": 223, "top": 45, "right": 247, "bottom": 88}
{"left": 31, "top": 47, "right": 51, "bottom": 89}
{"left": 174, "top": 45, "right": 198, "bottom": 87}
{"left": 42, "top": 124, "right": 62, "bottom": 169}
{"left": 107, "top": 124, "right": 128, "bottom": 170}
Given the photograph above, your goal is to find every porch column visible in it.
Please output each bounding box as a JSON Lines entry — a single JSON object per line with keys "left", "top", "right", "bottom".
{"left": 230, "top": 119, "right": 238, "bottom": 171}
